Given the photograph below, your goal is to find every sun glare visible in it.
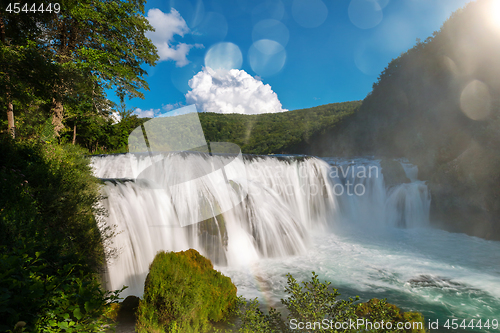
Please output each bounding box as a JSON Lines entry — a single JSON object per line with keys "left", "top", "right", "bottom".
{"left": 491, "top": 0, "right": 500, "bottom": 29}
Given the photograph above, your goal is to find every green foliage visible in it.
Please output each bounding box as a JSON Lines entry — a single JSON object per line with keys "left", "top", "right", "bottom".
{"left": 0, "top": 240, "right": 123, "bottom": 333}
{"left": 120, "top": 101, "right": 360, "bottom": 156}
{"left": 0, "top": 40, "right": 55, "bottom": 103}
{"left": 0, "top": 137, "right": 122, "bottom": 332}
{"left": 136, "top": 249, "right": 238, "bottom": 333}
{"left": 282, "top": 273, "right": 359, "bottom": 327}
{"left": 1, "top": 0, "right": 158, "bottom": 138}
{"left": 75, "top": 101, "right": 360, "bottom": 156}
{"left": 59, "top": 0, "right": 159, "bottom": 100}
{"left": 40, "top": 117, "right": 56, "bottom": 143}
{"left": 237, "top": 298, "right": 286, "bottom": 333}
{"left": 237, "top": 272, "right": 426, "bottom": 333}
{"left": 71, "top": 105, "right": 146, "bottom": 154}
{"left": 198, "top": 101, "right": 361, "bottom": 155}
{"left": 0, "top": 137, "right": 112, "bottom": 269}
{"left": 43, "top": 0, "right": 158, "bottom": 136}
{"left": 356, "top": 299, "right": 426, "bottom": 333}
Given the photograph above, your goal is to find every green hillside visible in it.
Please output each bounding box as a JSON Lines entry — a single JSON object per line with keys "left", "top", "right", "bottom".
{"left": 198, "top": 101, "right": 360, "bottom": 155}
{"left": 71, "top": 100, "right": 360, "bottom": 155}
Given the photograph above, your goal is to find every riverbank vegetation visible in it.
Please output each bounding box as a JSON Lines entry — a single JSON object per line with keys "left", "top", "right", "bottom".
{"left": 237, "top": 272, "right": 425, "bottom": 333}
{"left": 2, "top": 97, "right": 360, "bottom": 156}
{"left": 0, "top": 137, "right": 122, "bottom": 332}
{"left": 0, "top": 0, "right": 157, "bottom": 330}
{"left": 117, "top": 101, "right": 360, "bottom": 155}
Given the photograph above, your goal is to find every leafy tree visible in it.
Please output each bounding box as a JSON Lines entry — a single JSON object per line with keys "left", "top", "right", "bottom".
{"left": 106, "top": 103, "right": 144, "bottom": 152}
{"left": 39, "top": 0, "right": 158, "bottom": 136}
{"left": 62, "top": 78, "right": 114, "bottom": 146}
{"left": 0, "top": 4, "right": 55, "bottom": 138}
{"left": 1, "top": 0, "right": 159, "bottom": 138}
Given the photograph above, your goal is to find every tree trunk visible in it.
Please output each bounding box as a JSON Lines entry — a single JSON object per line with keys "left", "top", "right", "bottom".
{"left": 7, "top": 102, "right": 15, "bottom": 139}
{"left": 0, "top": 16, "right": 5, "bottom": 44}
{"left": 2, "top": 20, "right": 14, "bottom": 139}
{"left": 72, "top": 122, "right": 77, "bottom": 144}
{"left": 51, "top": 98, "right": 64, "bottom": 136}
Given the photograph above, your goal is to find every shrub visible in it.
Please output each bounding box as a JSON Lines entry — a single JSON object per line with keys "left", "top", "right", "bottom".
{"left": 0, "top": 240, "right": 123, "bottom": 332}
{"left": 238, "top": 272, "right": 427, "bottom": 333}
{"left": 356, "top": 299, "right": 426, "bottom": 333}
{"left": 136, "top": 249, "right": 238, "bottom": 333}
{"left": 0, "top": 136, "right": 112, "bottom": 270}
{"left": 0, "top": 137, "right": 121, "bottom": 332}
{"left": 237, "top": 298, "right": 286, "bottom": 333}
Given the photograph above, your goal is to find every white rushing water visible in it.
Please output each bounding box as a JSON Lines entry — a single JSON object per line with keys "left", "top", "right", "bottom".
{"left": 93, "top": 153, "right": 337, "bottom": 296}
{"left": 92, "top": 154, "right": 500, "bottom": 332}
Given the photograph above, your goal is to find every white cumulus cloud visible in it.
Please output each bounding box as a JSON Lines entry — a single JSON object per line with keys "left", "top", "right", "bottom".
{"left": 185, "top": 67, "right": 287, "bottom": 114}
{"left": 162, "top": 102, "right": 185, "bottom": 112}
{"left": 146, "top": 8, "right": 202, "bottom": 67}
{"left": 134, "top": 108, "right": 159, "bottom": 118}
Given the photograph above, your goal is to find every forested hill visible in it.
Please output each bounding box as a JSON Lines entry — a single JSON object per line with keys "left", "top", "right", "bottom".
{"left": 313, "top": 0, "right": 500, "bottom": 240}
{"left": 198, "top": 101, "right": 361, "bottom": 155}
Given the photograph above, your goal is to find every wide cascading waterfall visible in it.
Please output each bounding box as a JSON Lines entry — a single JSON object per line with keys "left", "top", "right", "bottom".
{"left": 93, "top": 154, "right": 340, "bottom": 297}
{"left": 92, "top": 154, "right": 431, "bottom": 298}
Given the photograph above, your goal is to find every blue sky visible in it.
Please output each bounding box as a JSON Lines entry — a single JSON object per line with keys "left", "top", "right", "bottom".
{"left": 113, "top": 0, "right": 472, "bottom": 117}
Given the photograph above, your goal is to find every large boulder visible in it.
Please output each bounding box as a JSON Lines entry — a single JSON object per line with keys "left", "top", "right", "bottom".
{"left": 136, "top": 249, "right": 237, "bottom": 333}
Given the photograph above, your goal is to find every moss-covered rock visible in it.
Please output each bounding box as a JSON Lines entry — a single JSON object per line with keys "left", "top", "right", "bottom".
{"left": 136, "top": 249, "right": 237, "bottom": 333}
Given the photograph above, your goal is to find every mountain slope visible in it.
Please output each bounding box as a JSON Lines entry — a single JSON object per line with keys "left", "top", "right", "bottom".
{"left": 314, "top": 0, "right": 500, "bottom": 239}
{"left": 198, "top": 101, "right": 361, "bottom": 155}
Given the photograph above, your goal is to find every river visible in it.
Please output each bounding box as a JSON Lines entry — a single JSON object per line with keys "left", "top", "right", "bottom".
{"left": 92, "top": 153, "right": 500, "bottom": 332}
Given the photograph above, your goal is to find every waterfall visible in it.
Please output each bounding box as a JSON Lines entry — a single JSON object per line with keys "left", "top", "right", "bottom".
{"left": 324, "top": 157, "right": 430, "bottom": 228}
{"left": 92, "top": 154, "right": 430, "bottom": 297}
